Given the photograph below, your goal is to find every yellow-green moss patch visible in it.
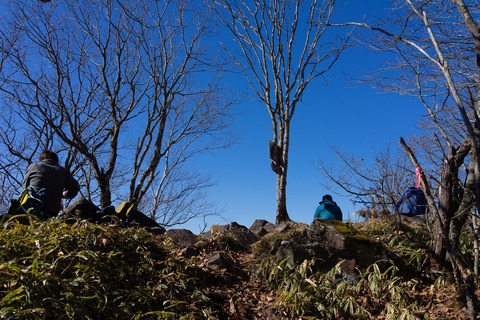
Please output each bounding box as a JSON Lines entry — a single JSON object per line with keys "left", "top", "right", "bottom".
{"left": 327, "top": 220, "right": 376, "bottom": 245}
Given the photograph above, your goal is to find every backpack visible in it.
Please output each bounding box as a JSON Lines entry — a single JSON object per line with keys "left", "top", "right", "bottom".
{"left": 59, "top": 198, "right": 120, "bottom": 224}
{"left": 60, "top": 197, "right": 101, "bottom": 222}
{"left": 396, "top": 187, "right": 427, "bottom": 217}
{"left": 6, "top": 187, "right": 47, "bottom": 220}
{"left": 116, "top": 201, "right": 166, "bottom": 234}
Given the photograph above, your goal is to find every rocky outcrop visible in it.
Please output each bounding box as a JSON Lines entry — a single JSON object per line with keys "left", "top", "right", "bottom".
{"left": 307, "top": 219, "right": 388, "bottom": 268}
{"left": 166, "top": 228, "right": 199, "bottom": 247}
{"left": 201, "top": 222, "right": 259, "bottom": 252}
{"left": 164, "top": 219, "right": 416, "bottom": 281}
{"left": 249, "top": 219, "right": 276, "bottom": 237}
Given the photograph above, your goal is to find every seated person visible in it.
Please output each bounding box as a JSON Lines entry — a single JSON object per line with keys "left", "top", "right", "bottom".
{"left": 313, "top": 194, "right": 342, "bottom": 221}
{"left": 22, "top": 150, "right": 80, "bottom": 218}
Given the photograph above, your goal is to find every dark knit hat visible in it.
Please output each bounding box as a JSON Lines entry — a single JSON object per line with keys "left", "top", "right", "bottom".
{"left": 322, "top": 194, "right": 333, "bottom": 202}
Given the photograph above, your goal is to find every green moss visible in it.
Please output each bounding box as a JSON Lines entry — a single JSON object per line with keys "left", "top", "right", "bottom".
{"left": 251, "top": 232, "right": 281, "bottom": 259}
{"left": 328, "top": 220, "right": 376, "bottom": 245}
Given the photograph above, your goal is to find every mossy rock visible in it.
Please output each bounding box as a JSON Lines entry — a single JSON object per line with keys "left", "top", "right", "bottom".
{"left": 309, "top": 219, "right": 388, "bottom": 266}
{"left": 251, "top": 220, "right": 392, "bottom": 273}
{"left": 328, "top": 220, "right": 376, "bottom": 245}
{"left": 202, "top": 222, "right": 259, "bottom": 252}
{"left": 251, "top": 222, "right": 309, "bottom": 260}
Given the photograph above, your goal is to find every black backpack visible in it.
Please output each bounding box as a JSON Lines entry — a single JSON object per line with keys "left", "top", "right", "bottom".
{"left": 7, "top": 187, "right": 47, "bottom": 219}
{"left": 396, "top": 187, "right": 427, "bottom": 217}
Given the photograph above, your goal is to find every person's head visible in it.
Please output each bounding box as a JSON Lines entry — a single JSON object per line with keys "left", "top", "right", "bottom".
{"left": 322, "top": 194, "right": 333, "bottom": 202}
{"left": 39, "top": 150, "right": 59, "bottom": 163}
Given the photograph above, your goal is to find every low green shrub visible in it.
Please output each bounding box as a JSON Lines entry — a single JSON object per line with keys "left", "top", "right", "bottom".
{"left": 0, "top": 220, "right": 216, "bottom": 319}
{"left": 257, "top": 258, "right": 424, "bottom": 319}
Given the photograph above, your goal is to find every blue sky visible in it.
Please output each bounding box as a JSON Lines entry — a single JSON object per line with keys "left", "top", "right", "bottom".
{"left": 0, "top": 0, "right": 423, "bottom": 231}
{"left": 181, "top": 1, "right": 424, "bottom": 232}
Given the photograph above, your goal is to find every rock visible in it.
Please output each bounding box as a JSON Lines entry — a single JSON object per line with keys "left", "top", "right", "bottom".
{"left": 166, "top": 229, "right": 199, "bottom": 247}
{"left": 62, "top": 197, "right": 100, "bottom": 221}
{"left": 117, "top": 203, "right": 162, "bottom": 229}
{"left": 179, "top": 246, "right": 200, "bottom": 258}
{"left": 273, "top": 222, "right": 293, "bottom": 233}
{"left": 403, "top": 214, "right": 427, "bottom": 224}
{"left": 202, "top": 222, "right": 259, "bottom": 252}
{"left": 205, "top": 251, "right": 249, "bottom": 282}
{"left": 253, "top": 220, "right": 395, "bottom": 283}
{"left": 308, "top": 219, "right": 387, "bottom": 267}
{"left": 249, "top": 219, "right": 275, "bottom": 236}
{"left": 145, "top": 226, "right": 166, "bottom": 235}
{"left": 205, "top": 251, "right": 234, "bottom": 271}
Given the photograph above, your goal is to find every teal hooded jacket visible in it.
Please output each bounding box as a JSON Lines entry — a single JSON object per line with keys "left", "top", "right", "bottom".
{"left": 314, "top": 200, "right": 342, "bottom": 221}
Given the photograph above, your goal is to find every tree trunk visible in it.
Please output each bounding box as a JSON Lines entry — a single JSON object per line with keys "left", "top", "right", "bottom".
{"left": 433, "top": 214, "right": 447, "bottom": 263}
{"left": 434, "top": 149, "right": 458, "bottom": 264}
{"left": 97, "top": 177, "right": 112, "bottom": 208}
{"left": 275, "top": 171, "right": 290, "bottom": 224}
{"left": 274, "top": 122, "right": 291, "bottom": 225}
{"left": 473, "top": 214, "right": 479, "bottom": 276}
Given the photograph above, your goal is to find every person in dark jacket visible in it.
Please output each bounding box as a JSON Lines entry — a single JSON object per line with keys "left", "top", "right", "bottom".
{"left": 313, "top": 194, "right": 342, "bottom": 221}
{"left": 22, "top": 150, "right": 80, "bottom": 218}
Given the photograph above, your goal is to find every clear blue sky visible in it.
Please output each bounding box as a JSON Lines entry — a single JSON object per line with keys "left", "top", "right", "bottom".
{"left": 0, "top": 0, "right": 426, "bottom": 231}
{"left": 181, "top": 1, "right": 424, "bottom": 232}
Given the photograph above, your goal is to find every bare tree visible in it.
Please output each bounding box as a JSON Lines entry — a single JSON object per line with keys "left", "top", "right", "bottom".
{"left": 332, "top": 0, "right": 480, "bottom": 316}
{"left": 212, "top": 0, "right": 350, "bottom": 224}
{"left": 0, "top": 0, "right": 233, "bottom": 226}
{"left": 116, "top": 0, "right": 237, "bottom": 227}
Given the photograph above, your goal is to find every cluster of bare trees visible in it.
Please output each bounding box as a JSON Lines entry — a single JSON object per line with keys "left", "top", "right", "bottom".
{"left": 318, "top": 1, "right": 480, "bottom": 317}
{"left": 317, "top": 144, "right": 414, "bottom": 221}
{"left": 0, "top": 0, "right": 234, "bottom": 227}
{"left": 0, "top": 0, "right": 353, "bottom": 227}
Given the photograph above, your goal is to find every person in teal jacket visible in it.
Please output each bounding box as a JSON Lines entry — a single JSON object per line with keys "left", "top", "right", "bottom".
{"left": 314, "top": 194, "right": 342, "bottom": 221}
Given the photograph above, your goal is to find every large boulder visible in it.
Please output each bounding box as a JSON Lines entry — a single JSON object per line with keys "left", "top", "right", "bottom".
{"left": 116, "top": 202, "right": 166, "bottom": 234}
{"left": 308, "top": 219, "right": 388, "bottom": 268}
{"left": 252, "top": 220, "right": 391, "bottom": 276}
{"left": 249, "top": 219, "right": 276, "bottom": 237}
{"left": 166, "top": 229, "right": 199, "bottom": 247}
{"left": 202, "top": 222, "right": 259, "bottom": 252}
{"left": 62, "top": 197, "right": 100, "bottom": 222}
